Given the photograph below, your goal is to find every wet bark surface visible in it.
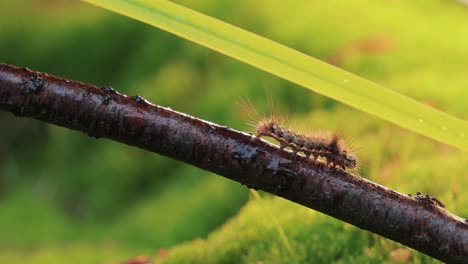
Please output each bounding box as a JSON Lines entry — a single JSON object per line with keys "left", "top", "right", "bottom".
{"left": 0, "top": 62, "right": 467, "bottom": 263}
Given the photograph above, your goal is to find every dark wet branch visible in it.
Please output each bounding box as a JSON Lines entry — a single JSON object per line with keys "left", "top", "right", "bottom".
{"left": 0, "top": 62, "right": 467, "bottom": 263}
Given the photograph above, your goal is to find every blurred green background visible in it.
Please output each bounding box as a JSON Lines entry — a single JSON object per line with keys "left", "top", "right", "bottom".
{"left": 0, "top": 1, "right": 467, "bottom": 263}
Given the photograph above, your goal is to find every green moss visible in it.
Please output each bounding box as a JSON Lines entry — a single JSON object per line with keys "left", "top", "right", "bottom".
{"left": 154, "top": 196, "right": 439, "bottom": 263}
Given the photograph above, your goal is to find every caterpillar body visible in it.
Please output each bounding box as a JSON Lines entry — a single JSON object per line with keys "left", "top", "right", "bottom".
{"left": 256, "top": 117, "right": 357, "bottom": 170}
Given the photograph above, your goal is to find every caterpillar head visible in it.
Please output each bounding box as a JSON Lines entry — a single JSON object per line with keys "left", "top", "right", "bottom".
{"left": 256, "top": 120, "right": 279, "bottom": 138}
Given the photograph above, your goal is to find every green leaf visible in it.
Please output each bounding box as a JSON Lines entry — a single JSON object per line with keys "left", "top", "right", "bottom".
{"left": 83, "top": 0, "right": 468, "bottom": 151}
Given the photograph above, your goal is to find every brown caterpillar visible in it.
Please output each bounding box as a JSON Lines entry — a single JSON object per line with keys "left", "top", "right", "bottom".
{"left": 240, "top": 97, "right": 357, "bottom": 170}
{"left": 255, "top": 116, "right": 357, "bottom": 170}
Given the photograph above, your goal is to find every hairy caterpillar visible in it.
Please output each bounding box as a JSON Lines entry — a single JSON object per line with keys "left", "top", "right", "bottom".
{"left": 241, "top": 98, "right": 357, "bottom": 170}
{"left": 256, "top": 116, "right": 356, "bottom": 170}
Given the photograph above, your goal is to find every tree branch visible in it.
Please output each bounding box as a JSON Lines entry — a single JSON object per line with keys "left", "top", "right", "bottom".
{"left": 0, "top": 62, "right": 466, "bottom": 263}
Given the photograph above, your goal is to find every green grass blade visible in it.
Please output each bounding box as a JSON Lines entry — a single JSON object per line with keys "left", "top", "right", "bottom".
{"left": 83, "top": 0, "right": 468, "bottom": 151}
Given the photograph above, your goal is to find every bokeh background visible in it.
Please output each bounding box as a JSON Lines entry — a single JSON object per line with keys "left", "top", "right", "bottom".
{"left": 1, "top": 1, "right": 467, "bottom": 263}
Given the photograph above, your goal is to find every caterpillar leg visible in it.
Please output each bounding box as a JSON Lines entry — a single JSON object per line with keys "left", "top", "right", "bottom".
{"left": 278, "top": 141, "right": 288, "bottom": 151}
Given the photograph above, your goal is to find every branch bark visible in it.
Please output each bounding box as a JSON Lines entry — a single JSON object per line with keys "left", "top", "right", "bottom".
{"left": 0, "top": 62, "right": 467, "bottom": 263}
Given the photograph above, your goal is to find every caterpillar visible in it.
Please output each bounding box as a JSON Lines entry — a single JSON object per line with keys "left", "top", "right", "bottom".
{"left": 255, "top": 116, "right": 357, "bottom": 170}
{"left": 240, "top": 96, "right": 357, "bottom": 170}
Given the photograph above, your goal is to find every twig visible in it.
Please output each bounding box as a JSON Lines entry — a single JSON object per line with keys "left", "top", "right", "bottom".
{"left": 0, "top": 62, "right": 467, "bottom": 263}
